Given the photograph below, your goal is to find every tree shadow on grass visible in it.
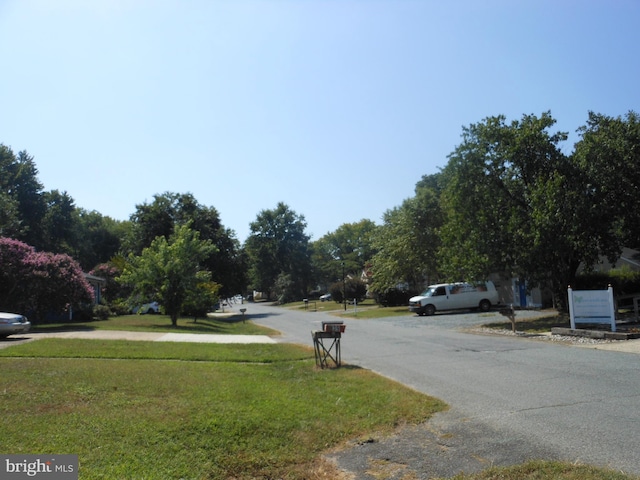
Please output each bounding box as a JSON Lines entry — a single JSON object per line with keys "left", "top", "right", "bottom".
{"left": 32, "top": 324, "right": 97, "bottom": 333}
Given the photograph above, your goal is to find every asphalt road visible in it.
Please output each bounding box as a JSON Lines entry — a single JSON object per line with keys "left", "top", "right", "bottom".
{"left": 244, "top": 302, "right": 640, "bottom": 477}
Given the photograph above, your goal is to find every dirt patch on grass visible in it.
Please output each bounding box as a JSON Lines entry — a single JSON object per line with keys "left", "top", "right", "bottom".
{"left": 325, "top": 410, "right": 560, "bottom": 479}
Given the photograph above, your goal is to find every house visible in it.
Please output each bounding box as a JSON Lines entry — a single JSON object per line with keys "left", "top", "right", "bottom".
{"left": 84, "top": 273, "right": 106, "bottom": 305}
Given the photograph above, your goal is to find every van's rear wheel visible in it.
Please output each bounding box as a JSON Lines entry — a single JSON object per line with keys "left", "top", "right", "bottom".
{"left": 479, "top": 299, "right": 491, "bottom": 312}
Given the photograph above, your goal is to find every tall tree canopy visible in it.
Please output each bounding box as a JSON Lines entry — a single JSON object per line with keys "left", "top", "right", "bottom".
{"left": 0, "top": 145, "right": 46, "bottom": 246}
{"left": 439, "top": 111, "right": 627, "bottom": 304}
{"left": 245, "top": 202, "right": 311, "bottom": 301}
{"left": 370, "top": 174, "right": 444, "bottom": 294}
{"left": 125, "top": 192, "right": 245, "bottom": 297}
{"left": 0, "top": 144, "right": 125, "bottom": 270}
{"left": 573, "top": 111, "right": 640, "bottom": 250}
{"left": 311, "top": 219, "right": 378, "bottom": 289}
{"left": 73, "top": 210, "right": 127, "bottom": 271}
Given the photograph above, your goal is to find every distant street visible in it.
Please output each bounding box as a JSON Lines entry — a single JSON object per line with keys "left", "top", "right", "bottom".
{"left": 246, "top": 302, "right": 640, "bottom": 476}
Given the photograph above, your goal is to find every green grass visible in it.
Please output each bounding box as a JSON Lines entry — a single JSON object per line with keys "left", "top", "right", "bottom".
{"left": 287, "top": 299, "right": 413, "bottom": 319}
{"left": 441, "top": 459, "right": 638, "bottom": 479}
{"left": 32, "top": 313, "right": 277, "bottom": 336}
{"left": 0, "top": 339, "right": 311, "bottom": 362}
{"left": 339, "top": 305, "right": 414, "bottom": 319}
{"left": 0, "top": 339, "right": 446, "bottom": 479}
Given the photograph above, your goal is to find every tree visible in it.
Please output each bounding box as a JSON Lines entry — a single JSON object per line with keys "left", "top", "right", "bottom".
{"left": 182, "top": 279, "right": 221, "bottom": 319}
{"left": 573, "top": 111, "right": 640, "bottom": 249}
{"left": 40, "top": 189, "right": 78, "bottom": 254}
{"left": 0, "top": 237, "right": 37, "bottom": 312}
{"left": 90, "top": 261, "right": 128, "bottom": 307}
{"left": 370, "top": 175, "right": 443, "bottom": 295}
{"left": 311, "top": 220, "right": 378, "bottom": 289}
{"left": 125, "top": 192, "right": 246, "bottom": 298}
{"left": 28, "top": 251, "right": 95, "bottom": 322}
{"left": 439, "top": 111, "right": 623, "bottom": 306}
{"left": 0, "top": 237, "right": 94, "bottom": 322}
{"left": 0, "top": 145, "right": 125, "bottom": 268}
{"left": 74, "top": 210, "right": 126, "bottom": 271}
{"left": 118, "top": 224, "right": 217, "bottom": 326}
{"left": 245, "top": 203, "right": 311, "bottom": 300}
{"left": 0, "top": 190, "right": 21, "bottom": 239}
{"left": 0, "top": 145, "right": 46, "bottom": 247}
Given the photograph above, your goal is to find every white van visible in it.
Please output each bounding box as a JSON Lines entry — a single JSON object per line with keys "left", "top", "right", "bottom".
{"left": 408, "top": 281, "right": 500, "bottom": 316}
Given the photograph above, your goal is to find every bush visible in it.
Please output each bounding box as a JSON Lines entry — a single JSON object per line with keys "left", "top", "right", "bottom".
{"left": 93, "top": 304, "right": 111, "bottom": 320}
{"left": 575, "top": 268, "right": 640, "bottom": 295}
{"left": 109, "top": 300, "right": 131, "bottom": 316}
{"left": 375, "top": 288, "right": 417, "bottom": 307}
{"left": 329, "top": 277, "right": 367, "bottom": 304}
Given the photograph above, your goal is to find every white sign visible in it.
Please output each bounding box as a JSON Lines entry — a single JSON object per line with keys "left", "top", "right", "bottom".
{"left": 567, "top": 286, "right": 616, "bottom": 332}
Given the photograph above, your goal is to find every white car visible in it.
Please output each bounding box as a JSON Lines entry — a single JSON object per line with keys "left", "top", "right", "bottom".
{"left": 0, "top": 312, "right": 31, "bottom": 338}
{"left": 319, "top": 293, "right": 332, "bottom": 302}
{"left": 135, "top": 302, "right": 160, "bottom": 314}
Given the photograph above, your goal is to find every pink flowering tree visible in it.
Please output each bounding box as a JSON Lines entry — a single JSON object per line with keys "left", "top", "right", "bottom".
{"left": 0, "top": 237, "right": 94, "bottom": 322}
{"left": 0, "top": 237, "right": 36, "bottom": 310}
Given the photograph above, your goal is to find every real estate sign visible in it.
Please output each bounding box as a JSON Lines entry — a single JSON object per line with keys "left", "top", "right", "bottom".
{"left": 567, "top": 286, "right": 616, "bottom": 332}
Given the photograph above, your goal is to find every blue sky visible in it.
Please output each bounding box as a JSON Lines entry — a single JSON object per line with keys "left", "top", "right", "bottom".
{"left": 1, "top": 0, "right": 638, "bottom": 243}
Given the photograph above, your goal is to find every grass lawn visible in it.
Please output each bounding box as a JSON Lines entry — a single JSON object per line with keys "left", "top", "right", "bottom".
{"left": 0, "top": 339, "right": 445, "bottom": 479}
{"left": 32, "top": 313, "right": 278, "bottom": 336}
{"left": 287, "top": 299, "right": 413, "bottom": 319}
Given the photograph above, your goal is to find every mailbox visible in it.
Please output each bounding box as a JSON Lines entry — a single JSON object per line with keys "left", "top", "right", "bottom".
{"left": 322, "top": 321, "right": 345, "bottom": 333}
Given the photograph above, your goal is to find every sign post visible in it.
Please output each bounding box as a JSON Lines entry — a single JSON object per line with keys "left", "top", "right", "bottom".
{"left": 568, "top": 286, "right": 616, "bottom": 332}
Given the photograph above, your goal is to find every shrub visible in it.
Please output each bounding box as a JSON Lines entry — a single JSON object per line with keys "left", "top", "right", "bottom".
{"left": 93, "top": 304, "right": 111, "bottom": 320}
{"left": 575, "top": 268, "right": 640, "bottom": 295}
{"left": 109, "top": 300, "right": 131, "bottom": 316}
{"left": 329, "top": 277, "right": 368, "bottom": 304}
{"left": 375, "top": 288, "right": 417, "bottom": 307}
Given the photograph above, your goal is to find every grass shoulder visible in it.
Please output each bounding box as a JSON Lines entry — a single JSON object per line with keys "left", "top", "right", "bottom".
{"left": 442, "top": 459, "right": 637, "bottom": 479}
{"left": 285, "top": 299, "right": 413, "bottom": 319}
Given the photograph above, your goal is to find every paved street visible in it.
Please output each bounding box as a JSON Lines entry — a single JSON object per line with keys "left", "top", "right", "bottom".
{"left": 243, "top": 302, "right": 640, "bottom": 477}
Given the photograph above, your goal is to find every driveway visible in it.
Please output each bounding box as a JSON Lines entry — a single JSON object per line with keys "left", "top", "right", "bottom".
{"left": 242, "top": 302, "right": 640, "bottom": 479}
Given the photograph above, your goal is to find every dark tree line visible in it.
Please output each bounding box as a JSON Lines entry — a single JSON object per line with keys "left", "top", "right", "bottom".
{"left": 0, "top": 144, "right": 125, "bottom": 270}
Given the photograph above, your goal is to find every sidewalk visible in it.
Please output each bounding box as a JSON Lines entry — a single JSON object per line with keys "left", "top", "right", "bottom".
{"left": 24, "top": 330, "right": 277, "bottom": 344}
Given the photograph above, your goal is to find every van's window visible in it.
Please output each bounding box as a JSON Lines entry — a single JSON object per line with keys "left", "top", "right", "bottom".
{"left": 434, "top": 286, "right": 446, "bottom": 296}
{"left": 420, "top": 287, "right": 438, "bottom": 297}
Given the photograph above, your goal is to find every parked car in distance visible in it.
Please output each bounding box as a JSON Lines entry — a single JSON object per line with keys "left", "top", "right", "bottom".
{"left": 0, "top": 312, "right": 31, "bottom": 338}
{"left": 320, "top": 293, "right": 332, "bottom": 302}
{"left": 134, "top": 301, "right": 160, "bottom": 314}
{"left": 409, "top": 281, "right": 500, "bottom": 316}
